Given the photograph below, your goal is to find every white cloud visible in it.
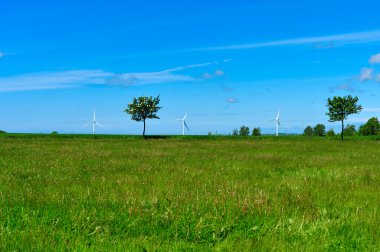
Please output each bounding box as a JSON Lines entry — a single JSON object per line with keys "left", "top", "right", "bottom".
{"left": 338, "top": 84, "right": 355, "bottom": 92}
{"left": 214, "top": 70, "right": 224, "bottom": 77}
{"left": 363, "top": 108, "right": 380, "bottom": 112}
{"left": 369, "top": 53, "right": 380, "bottom": 64}
{"left": 201, "top": 73, "right": 213, "bottom": 79}
{"left": 196, "top": 30, "right": 380, "bottom": 51}
{"left": 359, "top": 68, "right": 374, "bottom": 82}
{"left": 0, "top": 61, "right": 226, "bottom": 92}
{"left": 226, "top": 98, "right": 239, "bottom": 104}
{"left": 0, "top": 70, "right": 113, "bottom": 92}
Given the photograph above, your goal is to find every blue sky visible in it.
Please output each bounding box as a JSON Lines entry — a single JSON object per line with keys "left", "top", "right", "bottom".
{"left": 1, "top": 0, "right": 380, "bottom": 135}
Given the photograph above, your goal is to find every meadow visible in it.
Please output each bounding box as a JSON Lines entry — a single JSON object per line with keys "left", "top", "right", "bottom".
{"left": 0, "top": 134, "right": 380, "bottom": 251}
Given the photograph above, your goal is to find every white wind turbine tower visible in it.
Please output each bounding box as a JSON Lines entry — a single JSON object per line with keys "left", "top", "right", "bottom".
{"left": 176, "top": 113, "right": 190, "bottom": 135}
{"left": 270, "top": 111, "right": 281, "bottom": 136}
{"left": 83, "top": 109, "right": 104, "bottom": 135}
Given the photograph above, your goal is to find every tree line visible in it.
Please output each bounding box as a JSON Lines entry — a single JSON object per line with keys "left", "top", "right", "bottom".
{"left": 121, "top": 94, "right": 377, "bottom": 140}
{"left": 303, "top": 117, "right": 380, "bottom": 137}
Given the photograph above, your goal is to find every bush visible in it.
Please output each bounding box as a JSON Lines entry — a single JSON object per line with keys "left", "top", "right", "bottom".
{"left": 303, "top": 126, "right": 314, "bottom": 136}
{"left": 239, "top": 126, "right": 250, "bottom": 136}
{"left": 313, "top": 124, "right": 326, "bottom": 136}
{"left": 0, "top": 130, "right": 6, "bottom": 134}
{"left": 51, "top": 131, "right": 59, "bottom": 135}
{"left": 343, "top": 124, "right": 356, "bottom": 136}
{"left": 252, "top": 127, "right": 261, "bottom": 137}
{"left": 359, "top": 117, "right": 380, "bottom": 135}
{"left": 326, "top": 129, "right": 335, "bottom": 137}
{"left": 232, "top": 129, "right": 239, "bottom": 136}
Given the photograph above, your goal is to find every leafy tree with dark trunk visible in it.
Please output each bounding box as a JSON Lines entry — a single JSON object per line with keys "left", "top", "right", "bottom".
{"left": 359, "top": 117, "right": 380, "bottom": 135}
{"left": 239, "top": 125, "right": 250, "bottom": 136}
{"left": 252, "top": 127, "right": 261, "bottom": 137}
{"left": 124, "top": 95, "right": 162, "bottom": 137}
{"left": 326, "top": 95, "right": 362, "bottom": 140}
{"left": 313, "top": 124, "right": 326, "bottom": 136}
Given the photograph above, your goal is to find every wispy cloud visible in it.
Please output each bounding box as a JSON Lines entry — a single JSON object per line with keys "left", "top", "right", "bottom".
{"left": 363, "top": 107, "right": 380, "bottom": 113}
{"left": 0, "top": 61, "right": 227, "bottom": 92}
{"left": 359, "top": 68, "right": 374, "bottom": 82}
{"left": 201, "top": 73, "right": 213, "bottom": 79}
{"left": 108, "top": 61, "right": 226, "bottom": 86}
{"left": 226, "top": 97, "right": 239, "bottom": 104}
{"left": 369, "top": 53, "right": 380, "bottom": 64}
{"left": 201, "top": 69, "right": 225, "bottom": 80}
{"left": 195, "top": 30, "right": 380, "bottom": 51}
{"left": 214, "top": 70, "right": 225, "bottom": 77}
{"left": 0, "top": 52, "right": 3, "bottom": 58}
{"left": 0, "top": 70, "right": 113, "bottom": 92}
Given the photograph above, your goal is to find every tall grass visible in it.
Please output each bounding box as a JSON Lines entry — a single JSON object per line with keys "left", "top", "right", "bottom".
{"left": 0, "top": 136, "right": 379, "bottom": 250}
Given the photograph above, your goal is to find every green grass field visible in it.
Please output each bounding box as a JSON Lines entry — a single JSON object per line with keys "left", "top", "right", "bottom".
{"left": 1, "top": 135, "right": 380, "bottom": 251}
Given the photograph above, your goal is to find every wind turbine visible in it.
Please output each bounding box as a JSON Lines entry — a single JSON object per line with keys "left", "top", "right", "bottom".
{"left": 270, "top": 111, "right": 281, "bottom": 136}
{"left": 83, "top": 109, "right": 104, "bottom": 135}
{"left": 176, "top": 113, "right": 190, "bottom": 135}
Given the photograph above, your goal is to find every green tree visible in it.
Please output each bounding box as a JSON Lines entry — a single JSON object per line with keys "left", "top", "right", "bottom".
{"left": 343, "top": 124, "right": 357, "bottom": 136}
{"left": 124, "top": 95, "right": 162, "bottom": 137}
{"left": 252, "top": 127, "right": 261, "bottom": 137}
{"left": 239, "top": 125, "right": 250, "bottom": 136}
{"left": 359, "top": 117, "right": 380, "bottom": 135}
{"left": 326, "top": 95, "right": 362, "bottom": 140}
{"left": 326, "top": 129, "right": 335, "bottom": 137}
{"left": 0, "top": 130, "right": 6, "bottom": 134}
{"left": 232, "top": 129, "right": 239, "bottom": 136}
{"left": 313, "top": 124, "right": 326, "bottom": 136}
{"left": 303, "top": 126, "right": 314, "bottom": 136}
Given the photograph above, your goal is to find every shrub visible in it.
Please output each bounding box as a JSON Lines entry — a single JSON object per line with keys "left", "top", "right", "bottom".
{"left": 303, "top": 126, "right": 314, "bottom": 136}
{"left": 313, "top": 124, "right": 326, "bottom": 136}
{"left": 326, "top": 129, "right": 335, "bottom": 137}
{"left": 239, "top": 126, "right": 250, "bottom": 136}
{"left": 343, "top": 124, "right": 356, "bottom": 136}
{"left": 252, "top": 127, "right": 261, "bottom": 137}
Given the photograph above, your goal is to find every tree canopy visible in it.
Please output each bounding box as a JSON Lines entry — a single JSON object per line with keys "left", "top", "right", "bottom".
{"left": 303, "top": 126, "right": 314, "bottom": 136}
{"left": 124, "top": 95, "right": 162, "bottom": 137}
{"left": 252, "top": 127, "right": 261, "bottom": 137}
{"left": 313, "top": 124, "right": 326, "bottom": 136}
{"left": 359, "top": 117, "right": 380, "bottom": 136}
{"left": 239, "top": 125, "right": 250, "bottom": 136}
{"left": 326, "top": 95, "right": 362, "bottom": 140}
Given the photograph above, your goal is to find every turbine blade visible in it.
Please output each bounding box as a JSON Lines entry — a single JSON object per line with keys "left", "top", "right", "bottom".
{"left": 82, "top": 122, "right": 91, "bottom": 128}
{"left": 183, "top": 113, "right": 188, "bottom": 121}
{"left": 184, "top": 121, "right": 190, "bottom": 131}
{"left": 278, "top": 121, "right": 281, "bottom": 126}
{"left": 96, "top": 122, "right": 105, "bottom": 129}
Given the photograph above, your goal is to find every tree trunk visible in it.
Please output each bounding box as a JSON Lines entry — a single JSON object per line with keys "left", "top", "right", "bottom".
{"left": 143, "top": 119, "right": 146, "bottom": 138}
{"left": 341, "top": 119, "right": 344, "bottom": 141}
